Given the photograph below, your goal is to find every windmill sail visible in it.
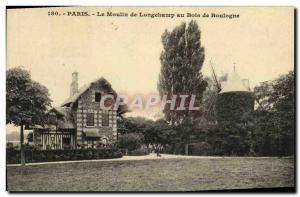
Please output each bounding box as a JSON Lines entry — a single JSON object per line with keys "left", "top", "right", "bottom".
{"left": 209, "top": 60, "right": 221, "bottom": 92}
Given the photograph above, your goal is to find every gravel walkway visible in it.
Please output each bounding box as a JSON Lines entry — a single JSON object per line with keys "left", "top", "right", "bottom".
{"left": 7, "top": 153, "right": 286, "bottom": 167}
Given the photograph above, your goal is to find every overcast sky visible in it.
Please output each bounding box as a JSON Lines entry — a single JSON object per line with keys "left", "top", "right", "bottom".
{"left": 6, "top": 7, "right": 294, "bottom": 131}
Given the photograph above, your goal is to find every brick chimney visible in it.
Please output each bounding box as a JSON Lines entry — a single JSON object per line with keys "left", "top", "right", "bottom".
{"left": 70, "top": 71, "right": 78, "bottom": 97}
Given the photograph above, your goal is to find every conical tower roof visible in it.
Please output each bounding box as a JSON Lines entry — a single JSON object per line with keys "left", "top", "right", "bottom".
{"left": 220, "top": 67, "right": 250, "bottom": 94}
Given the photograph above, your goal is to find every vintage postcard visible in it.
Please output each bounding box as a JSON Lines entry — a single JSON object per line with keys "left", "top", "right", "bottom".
{"left": 6, "top": 6, "right": 295, "bottom": 192}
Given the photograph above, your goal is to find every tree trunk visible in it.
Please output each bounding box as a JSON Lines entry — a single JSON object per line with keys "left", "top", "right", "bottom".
{"left": 172, "top": 143, "right": 176, "bottom": 154}
{"left": 185, "top": 143, "right": 189, "bottom": 155}
{"left": 20, "top": 124, "right": 25, "bottom": 166}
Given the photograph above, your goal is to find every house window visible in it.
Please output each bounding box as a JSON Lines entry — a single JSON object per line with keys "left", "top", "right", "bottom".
{"left": 86, "top": 113, "right": 95, "bottom": 126}
{"left": 95, "top": 92, "right": 101, "bottom": 102}
{"left": 102, "top": 113, "right": 109, "bottom": 127}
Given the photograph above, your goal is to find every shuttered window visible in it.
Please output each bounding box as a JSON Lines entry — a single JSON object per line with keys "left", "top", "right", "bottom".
{"left": 102, "top": 113, "right": 109, "bottom": 127}
{"left": 95, "top": 92, "right": 101, "bottom": 102}
{"left": 86, "top": 113, "right": 94, "bottom": 126}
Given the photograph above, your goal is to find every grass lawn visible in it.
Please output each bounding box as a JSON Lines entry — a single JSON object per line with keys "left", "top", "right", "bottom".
{"left": 7, "top": 157, "right": 294, "bottom": 191}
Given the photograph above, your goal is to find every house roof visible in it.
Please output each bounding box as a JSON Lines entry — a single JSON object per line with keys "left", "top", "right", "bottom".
{"left": 220, "top": 69, "right": 251, "bottom": 94}
{"left": 32, "top": 106, "right": 75, "bottom": 130}
{"left": 62, "top": 84, "right": 90, "bottom": 106}
{"left": 34, "top": 77, "right": 130, "bottom": 130}
{"left": 61, "top": 77, "right": 129, "bottom": 115}
{"left": 61, "top": 77, "right": 111, "bottom": 106}
{"left": 52, "top": 107, "right": 75, "bottom": 129}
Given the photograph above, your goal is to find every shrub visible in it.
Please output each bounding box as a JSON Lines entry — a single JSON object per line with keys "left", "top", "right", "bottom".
{"left": 6, "top": 147, "right": 123, "bottom": 164}
{"left": 117, "top": 133, "right": 144, "bottom": 151}
{"left": 189, "top": 142, "right": 212, "bottom": 156}
{"left": 128, "top": 148, "right": 149, "bottom": 156}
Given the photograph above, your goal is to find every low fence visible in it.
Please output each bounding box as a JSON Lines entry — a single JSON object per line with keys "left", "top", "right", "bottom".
{"left": 6, "top": 148, "right": 122, "bottom": 164}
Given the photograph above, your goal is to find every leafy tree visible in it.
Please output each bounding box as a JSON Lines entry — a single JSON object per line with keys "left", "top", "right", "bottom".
{"left": 175, "top": 117, "right": 201, "bottom": 155}
{"left": 253, "top": 82, "right": 273, "bottom": 111}
{"left": 117, "top": 117, "right": 176, "bottom": 153}
{"left": 6, "top": 67, "right": 52, "bottom": 165}
{"left": 252, "top": 71, "right": 294, "bottom": 156}
{"left": 117, "top": 116, "right": 154, "bottom": 134}
{"left": 158, "top": 20, "right": 208, "bottom": 125}
{"left": 143, "top": 119, "right": 176, "bottom": 153}
{"left": 117, "top": 133, "right": 144, "bottom": 152}
{"left": 215, "top": 121, "right": 251, "bottom": 156}
{"left": 157, "top": 20, "right": 208, "bottom": 155}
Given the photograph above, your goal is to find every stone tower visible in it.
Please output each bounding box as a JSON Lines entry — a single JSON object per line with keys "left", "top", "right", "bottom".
{"left": 216, "top": 67, "right": 254, "bottom": 122}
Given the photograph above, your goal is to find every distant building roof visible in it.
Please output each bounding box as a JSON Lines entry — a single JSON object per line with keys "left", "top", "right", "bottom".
{"left": 220, "top": 69, "right": 251, "bottom": 94}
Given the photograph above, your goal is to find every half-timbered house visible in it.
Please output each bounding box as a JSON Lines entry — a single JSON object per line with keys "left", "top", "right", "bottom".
{"left": 33, "top": 72, "right": 128, "bottom": 150}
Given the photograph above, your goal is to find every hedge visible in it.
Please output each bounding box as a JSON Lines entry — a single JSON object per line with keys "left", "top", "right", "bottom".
{"left": 6, "top": 148, "right": 122, "bottom": 164}
{"left": 128, "top": 148, "right": 149, "bottom": 156}
{"left": 188, "top": 142, "right": 213, "bottom": 156}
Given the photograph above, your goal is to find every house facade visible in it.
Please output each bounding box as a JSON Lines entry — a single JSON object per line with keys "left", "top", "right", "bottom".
{"left": 33, "top": 72, "right": 128, "bottom": 150}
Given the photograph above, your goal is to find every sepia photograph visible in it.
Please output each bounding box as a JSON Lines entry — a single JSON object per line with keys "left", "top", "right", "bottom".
{"left": 5, "top": 6, "right": 295, "bottom": 192}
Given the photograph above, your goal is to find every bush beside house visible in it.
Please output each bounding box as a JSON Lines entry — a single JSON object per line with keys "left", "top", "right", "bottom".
{"left": 6, "top": 147, "right": 122, "bottom": 164}
{"left": 117, "top": 133, "right": 149, "bottom": 156}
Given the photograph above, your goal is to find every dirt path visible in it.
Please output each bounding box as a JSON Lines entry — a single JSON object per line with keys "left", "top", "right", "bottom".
{"left": 6, "top": 153, "right": 214, "bottom": 167}
{"left": 7, "top": 153, "right": 288, "bottom": 167}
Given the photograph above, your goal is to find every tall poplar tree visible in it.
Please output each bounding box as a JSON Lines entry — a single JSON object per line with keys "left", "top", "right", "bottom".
{"left": 158, "top": 20, "right": 207, "bottom": 125}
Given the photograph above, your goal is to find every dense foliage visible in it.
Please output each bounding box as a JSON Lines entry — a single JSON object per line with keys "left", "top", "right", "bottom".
{"left": 117, "top": 133, "right": 144, "bottom": 151}
{"left": 121, "top": 71, "right": 294, "bottom": 157}
{"left": 251, "top": 71, "right": 295, "bottom": 156}
{"left": 158, "top": 20, "right": 207, "bottom": 125}
{"left": 6, "top": 67, "right": 52, "bottom": 126}
{"left": 7, "top": 147, "right": 122, "bottom": 164}
{"left": 6, "top": 67, "right": 52, "bottom": 165}
{"left": 216, "top": 92, "right": 254, "bottom": 122}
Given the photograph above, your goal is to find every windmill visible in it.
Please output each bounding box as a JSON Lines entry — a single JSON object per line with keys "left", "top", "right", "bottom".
{"left": 213, "top": 62, "right": 256, "bottom": 122}
{"left": 209, "top": 59, "right": 222, "bottom": 93}
{"left": 201, "top": 59, "right": 222, "bottom": 122}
